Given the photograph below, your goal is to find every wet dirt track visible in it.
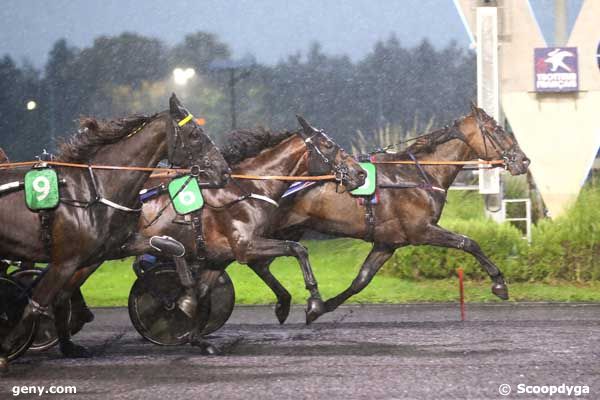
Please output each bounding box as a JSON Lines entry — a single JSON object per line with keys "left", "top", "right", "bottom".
{"left": 2, "top": 303, "right": 600, "bottom": 399}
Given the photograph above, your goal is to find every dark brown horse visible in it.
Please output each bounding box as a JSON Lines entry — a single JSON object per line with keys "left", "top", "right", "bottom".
{"left": 248, "top": 105, "right": 531, "bottom": 323}
{"left": 0, "top": 94, "right": 230, "bottom": 369}
{"left": 55, "top": 116, "right": 365, "bottom": 354}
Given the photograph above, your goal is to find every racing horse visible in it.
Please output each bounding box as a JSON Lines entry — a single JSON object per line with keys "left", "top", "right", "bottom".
{"left": 249, "top": 104, "right": 531, "bottom": 323}
{"left": 0, "top": 147, "right": 93, "bottom": 351}
{"left": 0, "top": 94, "right": 230, "bottom": 370}
{"left": 56, "top": 116, "right": 366, "bottom": 354}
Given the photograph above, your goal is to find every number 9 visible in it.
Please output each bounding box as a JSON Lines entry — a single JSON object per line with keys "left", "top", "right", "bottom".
{"left": 32, "top": 176, "right": 50, "bottom": 201}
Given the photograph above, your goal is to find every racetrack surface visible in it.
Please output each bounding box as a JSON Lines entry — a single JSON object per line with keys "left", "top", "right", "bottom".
{"left": 2, "top": 303, "right": 599, "bottom": 399}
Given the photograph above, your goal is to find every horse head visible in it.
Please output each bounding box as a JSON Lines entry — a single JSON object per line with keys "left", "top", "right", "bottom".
{"left": 464, "top": 103, "right": 530, "bottom": 175}
{"left": 167, "top": 94, "right": 231, "bottom": 187}
{"left": 296, "top": 115, "right": 366, "bottom": 191}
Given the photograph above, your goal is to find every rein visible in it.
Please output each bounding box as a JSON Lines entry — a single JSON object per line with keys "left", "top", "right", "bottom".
{"left": 370, "top": 159, "right": 504, "bottom": 166}
{"left": 0, "top": 160, "right": 337, "bottom": 181}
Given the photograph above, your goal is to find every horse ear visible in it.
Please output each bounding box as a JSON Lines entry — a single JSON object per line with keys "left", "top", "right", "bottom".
{"left": 469, "top": 101, "right": 479, "bottom": 113}
{"left": 169, "top": 93, "right": 186, "bottom": 118}
{"left": 296, "top": 115, "right": 316, "bottom": 136}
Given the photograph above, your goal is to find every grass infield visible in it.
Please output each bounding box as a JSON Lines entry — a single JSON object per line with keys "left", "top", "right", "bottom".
{"left": 81, "top": 239, "right": 600, "bottom": 307}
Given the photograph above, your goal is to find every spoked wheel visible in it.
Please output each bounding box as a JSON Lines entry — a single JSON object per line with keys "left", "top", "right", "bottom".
{"left": 0, "top": 276, "right": 38, "bottom": 361}
{"left": 10, "top": 269, "right": 73, "bottom": 352}
{"left": 128, "top": 266, "right": 235, "bottom": 346}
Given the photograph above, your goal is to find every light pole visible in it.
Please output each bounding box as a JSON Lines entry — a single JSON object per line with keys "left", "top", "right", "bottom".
{"left": 209, "top": 56, "right": 255, "bottom": 130}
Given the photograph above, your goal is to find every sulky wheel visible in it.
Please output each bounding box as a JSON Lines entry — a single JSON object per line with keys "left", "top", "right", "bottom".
{"left": 0, "top": 276, "right": 38, "bottom": 361}
{"left": 204, "top": 270, "right": 236, "bottom": 335}
{"left": 10, "top": 269, "right": 72, "bottom": 352}
{"left": 128, "top": 266, "right": 235, "bottom": 346}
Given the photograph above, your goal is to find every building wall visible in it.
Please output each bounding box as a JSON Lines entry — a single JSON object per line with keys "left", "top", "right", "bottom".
{"left": 455, "top": 0, "right": 600, "bottom": 217}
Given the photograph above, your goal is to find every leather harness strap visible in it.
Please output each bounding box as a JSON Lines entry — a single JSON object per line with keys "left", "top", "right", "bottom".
{"left": 190, "top": 209, "right": 207, "bottom": 262}
{"left": 39, "top": 210, "right": 53, "bottom": 255}
{"left": 364, "top": 197, "right": 376, "bottom": 242}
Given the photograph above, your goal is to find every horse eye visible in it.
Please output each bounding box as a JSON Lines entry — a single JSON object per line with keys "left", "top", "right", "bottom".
{"left": 322, "top": 139, "right": 333, "bottom": 149}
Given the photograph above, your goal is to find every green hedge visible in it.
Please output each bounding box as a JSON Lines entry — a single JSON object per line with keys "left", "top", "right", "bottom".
{"left": 385, "top": 186, "right": 600, "bottom": 282}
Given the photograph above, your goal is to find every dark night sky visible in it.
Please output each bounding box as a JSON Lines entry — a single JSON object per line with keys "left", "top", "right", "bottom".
{"left": 0, "top": 0, "right": 583, "bottom": 69}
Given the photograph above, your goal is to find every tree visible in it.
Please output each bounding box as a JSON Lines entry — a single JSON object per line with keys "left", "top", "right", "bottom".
{"left": 169, "top": 32, "right": 231, "bottom": 74}
{"left": 0, "top": 56, "right": 49, "bottom": 160}
{"left": 44, "top": 39, "right": 80, "bottom": 141}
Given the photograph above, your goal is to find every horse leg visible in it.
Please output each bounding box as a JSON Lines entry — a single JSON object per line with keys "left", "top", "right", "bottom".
{"left": 0, "top": 260, "right": 81, "bottom": 369}
{"left": 188, "top": 269, "right": 220, "bottom": 355}
{"left": 324, "top": 243, "right": 396, "bottom": 314}
{"left": 54, "top": 264, "right": 101, "bottom": 358}
{"left": 417, "top": 224, "right": 508, "bottom": 299}
{"left": 0, "top": 260, "right": 9, "bottom": 276}
{"left": 69, "top": 288, "right": 95, "bottom": 324}
{"left": 248, "top": 259, "right": 292, "bottom": 324}
{"left": 238, "top": 238, "right": 323, "bottom": 324}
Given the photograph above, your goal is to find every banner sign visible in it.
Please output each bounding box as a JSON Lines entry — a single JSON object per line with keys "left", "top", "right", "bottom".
{"left": 534, "top": 47, "right": 578, "bottom": 92}
{"left": 168, "top": 175, "right": 204, "bottom": 215}
{"left": 351, "top": 162, "right": 377, "bottom": 196}
{"left": 24, "top": 169, "right": 60, "bottom": 210}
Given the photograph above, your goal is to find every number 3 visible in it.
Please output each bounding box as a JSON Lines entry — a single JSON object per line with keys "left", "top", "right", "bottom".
{"left": 32, "top": 176, "right": 50, "bottom": 201}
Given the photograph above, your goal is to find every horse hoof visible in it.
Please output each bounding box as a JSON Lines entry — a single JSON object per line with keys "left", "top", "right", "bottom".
{"left": 275, "top": 300, "right": 291, "bottom": 324}
{"left": 177, "top": 293, "right": 197, "bottom": 319}
{"left": 0, "top": 357, "right": 8, "bottom": 374}
{"left": 60, "top": 341, "right": 92, "bottom": 358}
{"left": 305, "top": 298, "right": 326, "bottom": 325}
{"left": 77, "top": 307, "right": 95, "bottom": 324}
{"left": 191, "top": 341, "right": 220, "bottom": 355}
{"left": 492, "top": 283, "right": 509, "bottom": 300}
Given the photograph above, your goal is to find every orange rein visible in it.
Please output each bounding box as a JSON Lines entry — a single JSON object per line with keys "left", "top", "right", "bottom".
{"left": 0, "top": 159, "right": 506, "bottom": 181}
{"left": 371, "top": 159, "right": 505, "bottom": 166}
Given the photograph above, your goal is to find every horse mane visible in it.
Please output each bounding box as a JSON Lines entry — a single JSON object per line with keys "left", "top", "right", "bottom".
{"left": 221, "top": 127, "right": 298, "bottom": 165}
{"left": 401, "top": 117, "right": 466, "bottom": 157}
{"left": 56, "top": 114, "right": 155, "bottom": 162}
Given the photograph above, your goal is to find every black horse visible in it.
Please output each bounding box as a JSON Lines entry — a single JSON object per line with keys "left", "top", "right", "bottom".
{"left": 0, "top": 94, "right": 230, "bottom": 370}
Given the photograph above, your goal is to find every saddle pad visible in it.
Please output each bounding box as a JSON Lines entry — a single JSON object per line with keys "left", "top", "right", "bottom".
{"left": 139, "top": 184, "right": 167, "bottom": 203}
{"left": 168, "top": 175, "right": 204, "bottom": 215}
{"left": 351, "top": 162, "right": 377, "bottom": 196}
{"left": 24, "top": 168, "right": 59, "bottom": 210}
{"left": 281, "top": 181, "right": 317, "bottom": 198}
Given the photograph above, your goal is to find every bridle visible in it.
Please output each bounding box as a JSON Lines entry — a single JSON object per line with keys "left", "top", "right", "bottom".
{"left": 473, "top": 113, "right": 519, "bottom": 169}
{"left": 170, "top": 113, "right": 214, "bottom": 177}
{"left": 303, "top": 129, "right": 350, "bottom": 185}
